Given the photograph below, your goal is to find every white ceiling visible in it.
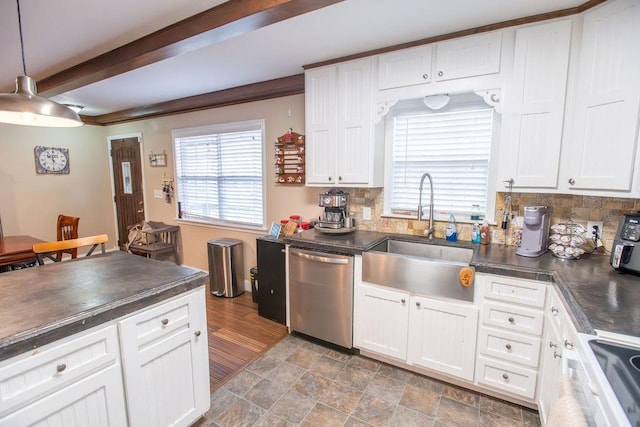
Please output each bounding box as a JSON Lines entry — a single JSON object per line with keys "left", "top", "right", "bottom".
{"left": 0, "top": 0, "right": 586, "bottom": 117}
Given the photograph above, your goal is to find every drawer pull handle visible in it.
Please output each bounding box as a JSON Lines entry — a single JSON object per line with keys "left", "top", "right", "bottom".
{"left": 194, "top": 330, "right": 201, "bottom": 337}
{"left": 505, "top": 344, "right": 512, "bottom": 351}
{"left": 502, "top": 373, "right": 509, "bottom": 381}
{"left": 416, "top": 301, "right": 421, "bottom": 307}
{"left": 401, "top": 298, "right": 406, "bottom": 304}
{"left": 507, "top": 317, "right": 515, "bottom": 324}
{"left": 564, "top": 339, "right": 574, "bottom": 349}
{"left": 161, "top": 318, "right": 169, "bottom": 326}
{"left": 551, "top": 306, "right": 559, "bottom": 314}
{"left": 438, "top": 71, "right": 444, "bottom": 77}
{"left": 554, "top": 352, "right": 562, "bottom": 359}
{"left": 56, "top": 363, "right": 67, "bottom": 373}
{"left": 422, "top": 73, "right": 429, "bottom": 80}
{"left": 549, "top": 341, "right": 558, "bottom": 349}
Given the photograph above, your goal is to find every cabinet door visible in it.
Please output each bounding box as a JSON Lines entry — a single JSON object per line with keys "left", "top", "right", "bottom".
{"left": 119, "top": 288, "right": 209, "bottom": 427}
{"left": 503, "top": 20, "right": 572, "bottom": 188}
{"left": 305, "top": 66, "right": 337, "bottom": 185}
{"left": 336, "top": 58, "right": 374, "bottom": 185}
{"left": 378, "top": 44, "right": 433, "bottom": 90}
{"left": 434, "top": 32, "right": 502, "bottom": 81}
{"left": 566, "top": 0, "right": 640, "bottom": 191}
{"left": 537, "top": 315, "right": 563, "bottom": 424}
{"left": 407, "top": 296, "right": 478, "bottom": 381}
{"left": 256, "top": 238, "right": 286, "bottom": 324}
{"left": 354, "top": 283, "right": 409, "bottom": 360}
{"left": 0, "top": 364, "right": 127, "bottom": 427}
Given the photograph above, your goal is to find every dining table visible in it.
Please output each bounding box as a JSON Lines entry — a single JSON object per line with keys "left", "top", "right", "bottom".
{"left": 0, "top": 235, "right": 45, "bottom": 269}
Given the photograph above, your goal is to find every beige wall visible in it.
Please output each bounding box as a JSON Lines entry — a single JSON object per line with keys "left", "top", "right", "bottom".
{"left": 0, "top": 123, "right": 116, "bottom": 245}
{"left": 107, "top": 94, "right": 322, "bottom": 276}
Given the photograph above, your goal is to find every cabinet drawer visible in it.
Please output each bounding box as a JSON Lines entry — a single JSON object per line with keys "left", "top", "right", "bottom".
{"left": 482, "top": 275, "right": 547, "bottom": 308}
{"left": 482, "top": 301, "right": 544, "bottom": 336}
{"left": 121, "top": 291, "right": 193, "bottom": 349}
{"left": 478, "top": 327, "right": 541, "bottom": 368}
{"left": 0, "top": 325, "right": 119, "bottom": 416}
{"left": 476, "top": 355, "right": 538, "bottom": 399}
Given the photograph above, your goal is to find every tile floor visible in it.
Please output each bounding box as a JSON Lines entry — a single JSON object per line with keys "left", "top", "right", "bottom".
{"left": 198, "top": 334, "right": 542, "bottom": 427}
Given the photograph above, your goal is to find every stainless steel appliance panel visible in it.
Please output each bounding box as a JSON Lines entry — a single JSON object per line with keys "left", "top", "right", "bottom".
{"left": 289, "top": 247, "right": 354, "bottom": 348}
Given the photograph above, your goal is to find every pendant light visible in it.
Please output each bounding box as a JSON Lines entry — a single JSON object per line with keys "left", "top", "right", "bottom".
{"left": 0, "top": 0, "right": 83, "bottom": 127}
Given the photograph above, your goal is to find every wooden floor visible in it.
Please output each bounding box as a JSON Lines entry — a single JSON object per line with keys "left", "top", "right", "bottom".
{"left": 206, "top": 291, "right": 288, "bottom": 391}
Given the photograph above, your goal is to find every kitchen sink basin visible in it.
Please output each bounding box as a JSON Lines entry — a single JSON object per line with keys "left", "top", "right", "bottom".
{"left": 362, "top": 239, "right": 475, "bottom": 302}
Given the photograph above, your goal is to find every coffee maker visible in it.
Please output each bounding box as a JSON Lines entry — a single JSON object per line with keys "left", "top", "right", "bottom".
{"left": 317, "top": 190, "right": 348, "bottom": 229}
{"left": 516, "top": 206, "right": 552, "bottom": 257}
{"left": 611, "top": 213, "right": 640, "bottom": 275}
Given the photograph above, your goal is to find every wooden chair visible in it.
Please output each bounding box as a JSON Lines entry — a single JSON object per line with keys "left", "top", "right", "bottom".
{"left": 56, "top": 214, "right": 80, "bottom": 261}
{"left": 33, "top": 234, "right": 108, "bottom": 265}
{"left": 128, "top": 221, "right": 180, "bottom": 264}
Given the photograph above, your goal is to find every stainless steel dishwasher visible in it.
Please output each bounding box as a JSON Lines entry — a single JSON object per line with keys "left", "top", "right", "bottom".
{"left": 289, "top": 247, "right": 354, "bottom": 349}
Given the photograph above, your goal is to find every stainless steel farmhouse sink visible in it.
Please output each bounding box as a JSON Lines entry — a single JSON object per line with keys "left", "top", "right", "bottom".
{"left": 362, "top": 239, "right": 476, "bottom": 302}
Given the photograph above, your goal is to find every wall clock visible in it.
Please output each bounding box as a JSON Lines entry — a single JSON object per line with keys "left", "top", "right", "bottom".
{"left": 34, "top": 146, "right": 70, "bottom": 174}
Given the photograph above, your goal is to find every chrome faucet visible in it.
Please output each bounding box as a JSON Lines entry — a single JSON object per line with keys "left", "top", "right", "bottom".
{"left": 418, "top": 172, "right": 434, "bottom": 239}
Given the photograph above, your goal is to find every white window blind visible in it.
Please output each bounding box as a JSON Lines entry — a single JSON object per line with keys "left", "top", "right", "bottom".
{"left": 389, "top": 107, "right": 493, "bottom": 219}
{"left": 173, "top": 121, "right": 265, "bottom": 228}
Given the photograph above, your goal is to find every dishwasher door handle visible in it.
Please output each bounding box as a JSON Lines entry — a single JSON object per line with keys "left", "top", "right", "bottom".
{"left": 292, "top": 251, "right": 349, "bottom": 264}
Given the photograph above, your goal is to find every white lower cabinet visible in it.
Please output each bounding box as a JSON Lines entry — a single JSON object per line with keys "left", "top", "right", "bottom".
{"left": 119, "top": 287, "right": 210, "bottom": 427}
{"left": 407, "top": 296, "right": 478, "bottom": 381}
{"left": 354, "top": 282, "right": 478, "bottom": 382}
{"left": 0, "top": 287, "right": 209, "bottom": 427}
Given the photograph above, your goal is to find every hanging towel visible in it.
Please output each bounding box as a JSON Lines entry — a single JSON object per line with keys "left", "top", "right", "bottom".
{"left": 546, "top": 374, "right": 588, "bottom": 427}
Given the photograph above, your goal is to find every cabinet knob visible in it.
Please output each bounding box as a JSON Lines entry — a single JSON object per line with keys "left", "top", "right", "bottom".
{"left": 438, "top": 71, "right": 444, "bottom": 77}
{"left": 507, "top": 317, "right": 515, "bottom": 324}
{"left": 161, "top": 318, "right": 169, "bottom": 326}
{"left": 554, "top": 352, "right": 562, "bottom": 359}
{"left": 505, "top": 343, "right": 512, "bottom": 351}
{"left": 422, "top": 73, "right": 429, "bottom": 80}
{"left": 502, "top": 373, "right": 509, "bottom": 381}
{"left": 568, "top": 178, "right": 575, "bottom": 185}
{"left": 416, "top": 301, "right": 421, "bottom": 307}
{"left": 328, "top": 176, "right": 332, "bottom": 182}
{"left": 401, "top": 298, "right": 406, "bottom": 304}
{"left": 551, "top": 306, "right": 558, "bottom": 314}
{"left": 338, "top": 176, "right": 342, "bottom": 181}
{"left": 549, "top": 341, "right": 558, "bottom": 349}
{"left": 564, "top": 339, "right": 574, "bottom": 349}
{"left": 56, "top": 363, "right": 67, "bottom": 373}
{"left": 194, "top": 330, "right": 201, "bottom": 337}
{"left": 270, "top": 289, "right": 274, "bottom": 294}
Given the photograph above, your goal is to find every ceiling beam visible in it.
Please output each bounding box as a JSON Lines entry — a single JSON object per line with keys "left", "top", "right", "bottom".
{"left": 88, "top": 74, "right": 305, "bottom": 125}
{"left": 38, "top": 0, "right": 343, "bottom": 97}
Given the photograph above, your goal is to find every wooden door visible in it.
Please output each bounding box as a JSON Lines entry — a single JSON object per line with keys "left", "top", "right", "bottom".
{"left": 111, "top": 137, "right": 144, "bottom": 250}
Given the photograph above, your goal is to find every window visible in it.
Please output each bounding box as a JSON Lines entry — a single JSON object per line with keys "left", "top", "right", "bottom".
{"left": 384, "top": 94, "right": 495, "bottom": 221}
{"left": 173, "top": 120, "right": 265, "bottom": 229}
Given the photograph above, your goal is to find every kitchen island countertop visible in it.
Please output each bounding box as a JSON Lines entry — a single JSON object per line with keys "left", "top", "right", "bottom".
{"left": 0, "top": 250, "right": 207, "bottom": 361}
{"left": 285, "top": 229, "right": 640, "bottom": 338}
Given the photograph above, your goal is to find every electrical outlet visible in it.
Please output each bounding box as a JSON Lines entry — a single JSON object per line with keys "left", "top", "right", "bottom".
{"left": 362, "top": 207, "right": 372, "bottom": 221}
{"left": 587, "top": 221, "right": 604, "bottom": 240}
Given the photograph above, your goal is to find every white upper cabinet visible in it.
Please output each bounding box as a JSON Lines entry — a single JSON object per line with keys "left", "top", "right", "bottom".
{"left": 376, "top": 32, "right": 502, "bottom": 92}
{"left": 434, "top": 32, "right": 502, "bottom": 81}
{"left": 564, "top": 0, "right": 640, "bottom": 192}
{"left": 305, "top": 57, "right": 383, "bottom": 187}
{"left": 378, "top": 45, "right": 433, "bottom": 90}
{"left": 501, "top": 20, "right": 572, "bottom": 188}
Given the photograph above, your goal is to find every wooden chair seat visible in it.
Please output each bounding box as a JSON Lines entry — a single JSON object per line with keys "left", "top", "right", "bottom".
{"left": 128, "top": 222, "right": 180, "bottom": 264}
{"left": 33, "top": 234, "right": 108, "bottom": 265}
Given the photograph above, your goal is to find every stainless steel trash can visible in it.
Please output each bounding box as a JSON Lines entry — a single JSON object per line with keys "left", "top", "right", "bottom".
{"left": 207, "top": 238, "right": 245, "bottom": 297}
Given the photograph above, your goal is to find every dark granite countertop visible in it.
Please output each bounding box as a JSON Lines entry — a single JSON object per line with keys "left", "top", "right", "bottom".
{"left": 0, "top": 251, "right": 207, "bottom": 361}
{"left": 284, "top": 229, "right": 640, "bottom": 338}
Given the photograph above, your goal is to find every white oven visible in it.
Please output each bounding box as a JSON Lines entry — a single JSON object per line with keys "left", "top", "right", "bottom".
{"left": 563, "top": 332, "right": 640, "bottom": 427}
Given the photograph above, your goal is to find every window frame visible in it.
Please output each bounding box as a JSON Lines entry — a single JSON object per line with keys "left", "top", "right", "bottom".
{"left": 172, "top": 119, "right": 267, "bottom": 231}
{"left": 382, "top": 96, "right": 499, "bottom": 224}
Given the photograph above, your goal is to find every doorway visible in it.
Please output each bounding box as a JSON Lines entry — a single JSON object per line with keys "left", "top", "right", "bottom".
{"left": 109, "top": 135, "right": 145, "bottom": 250}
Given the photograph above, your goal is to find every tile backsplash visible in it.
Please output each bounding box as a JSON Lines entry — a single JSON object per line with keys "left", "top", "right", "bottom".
{"left": 346, "top": 188, "right": 638, "bottom": 251}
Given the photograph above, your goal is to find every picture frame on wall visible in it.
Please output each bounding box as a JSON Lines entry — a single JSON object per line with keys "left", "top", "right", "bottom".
{"left": 149, "top": 151, "right": 167, "bottom": 167}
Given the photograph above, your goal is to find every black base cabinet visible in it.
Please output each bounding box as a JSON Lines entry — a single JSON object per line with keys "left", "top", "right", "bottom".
{"left": 256, "top": 237, "right": 286, "bottom": 324}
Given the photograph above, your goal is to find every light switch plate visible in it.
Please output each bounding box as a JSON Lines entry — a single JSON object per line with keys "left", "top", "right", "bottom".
{"left": 363, "top": 207, "right": 372, "bottom": 221}
{"left": 154, "top": 189, "right": 163, "bottom": 199}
